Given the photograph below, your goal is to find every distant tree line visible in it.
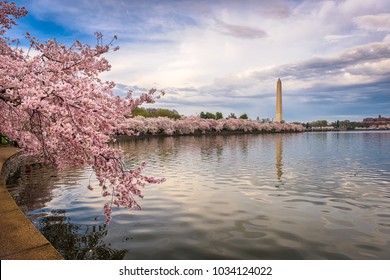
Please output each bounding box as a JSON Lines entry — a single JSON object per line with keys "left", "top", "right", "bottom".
{"left": 304, "top": 120, "right": 370, "bottom": 130}
{"left": 132, "top": 108, "right": 251, "bottom": 121}
{"left": 132, "top": 107, "right": 181, "bottom": 120}
{"left": 331, "top": 120, "right": 370, "bottom": 130}
{"left": 199, "top": 111, "right": 249, "bottom": 120}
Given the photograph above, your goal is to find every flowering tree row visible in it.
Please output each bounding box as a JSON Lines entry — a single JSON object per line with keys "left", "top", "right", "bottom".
{"left": 127, "top": 116, "right": 305, "bottom": 135}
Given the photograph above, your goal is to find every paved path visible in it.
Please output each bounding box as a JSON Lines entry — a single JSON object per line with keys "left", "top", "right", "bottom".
{"left": 0, "top": 146, "right": 63, "bottom": 260}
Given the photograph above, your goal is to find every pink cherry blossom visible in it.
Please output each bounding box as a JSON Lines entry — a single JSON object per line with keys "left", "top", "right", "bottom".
{"left": 127, "top": 116, "right": 305, "bottom": 135}
{"left": 1, "top": 1, "right": 164, "bottom": 224}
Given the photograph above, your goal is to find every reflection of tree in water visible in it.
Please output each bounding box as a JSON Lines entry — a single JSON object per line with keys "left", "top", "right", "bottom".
{"left": 199, "top": 135, "right": 224, "bottom": 162}
{"left": 116, "top": 134, "right": 255, "bottom": 163}
{"left": 114, "top": 136, "right": 180, "bottom": 167}
{"left": 36, "top": 210, "right": 127, "bottom": 260}
{"left": 7, "top": 163, "right": 127, "bottom": 259}
{"left": 6, "top": 163, "right": 59, "bottom": 212}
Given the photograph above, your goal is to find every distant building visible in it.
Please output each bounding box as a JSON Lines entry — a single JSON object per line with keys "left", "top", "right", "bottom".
{"left": 363, "top": 115, "right": 390, "bottom": 124}
{"left": 276, "top": 78, "right": 282, "bottom": 123}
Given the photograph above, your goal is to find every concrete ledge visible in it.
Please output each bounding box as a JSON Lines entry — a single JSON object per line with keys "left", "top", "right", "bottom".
{"left": 0, "top": 146, "right": 63, "bottom": 260}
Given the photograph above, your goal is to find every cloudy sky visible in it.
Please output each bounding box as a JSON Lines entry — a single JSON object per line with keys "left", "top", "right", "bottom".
{"left": 9, "top": 0, "right": 390, "bottom": 122}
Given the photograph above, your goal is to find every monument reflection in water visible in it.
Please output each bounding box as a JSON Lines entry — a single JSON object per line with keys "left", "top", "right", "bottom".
{"left": 6, "top": 132, "right": 390, "bottom": 260}
{"left": 276, "top": 135, "right": 283, "bottom": 179}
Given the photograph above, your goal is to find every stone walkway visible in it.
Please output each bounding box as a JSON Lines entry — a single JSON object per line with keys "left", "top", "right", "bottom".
{"left": 0, "top": 146, "right": 63, "bottom": 260}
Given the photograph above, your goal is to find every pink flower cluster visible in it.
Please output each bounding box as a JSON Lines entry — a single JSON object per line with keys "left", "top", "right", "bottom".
{"left": 1, "top": 1, "right": 164, "bottom": 224}
{"left": 127, "top": 116, "right": 305, "bottom": 135}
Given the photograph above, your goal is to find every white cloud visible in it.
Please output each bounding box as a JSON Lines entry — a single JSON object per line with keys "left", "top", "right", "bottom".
{"left": 211, "top": 19, "right": 267, "bottom": 39}
{"left": 354, "top": 13, "right": 390, "bottom": 32}
{"left": 324, "top": 34, "right": 358, "bottom": 43}
{"left": 18, "top": 0, "right": 390, "bottom": 120}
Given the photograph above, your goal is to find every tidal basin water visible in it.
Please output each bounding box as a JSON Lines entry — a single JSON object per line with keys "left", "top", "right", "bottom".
{"left": 6, "top": 131, "right": 390, "bottom": 259}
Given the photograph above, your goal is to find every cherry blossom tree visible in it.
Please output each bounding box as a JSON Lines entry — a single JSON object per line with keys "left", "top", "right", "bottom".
{"left": 0, "top": 1, "right": 164, "bottom": 224}
{"left": 127, "top": 116, "right": 305, "bottom": 135}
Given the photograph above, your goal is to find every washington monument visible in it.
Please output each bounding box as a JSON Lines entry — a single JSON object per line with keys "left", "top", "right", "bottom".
{"left": 276, "top": 78, "right": 282, "bottom": 123}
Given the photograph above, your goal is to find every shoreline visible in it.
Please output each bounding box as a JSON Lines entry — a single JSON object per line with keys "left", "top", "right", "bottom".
{"left": 0, "top": 146, "right": 63, "bottom": 260}
{"left": 116, "top": 129, "right": 305, "bottom": 140}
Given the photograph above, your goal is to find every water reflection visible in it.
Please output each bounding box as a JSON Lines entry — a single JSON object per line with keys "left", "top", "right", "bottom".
{"left": 6, "top": 132, "right": 390, "bottom": 259}
{"left": 34, "top": 210, "right": 126, "bottom": 260}
{"left": 6, "top": 163, "right": 58, "bottom": 212}
{"left": 275, "top": 135, "right": 283, "bottom": 179}
{"left": 7, "top": 163, "right": 127, "bottom": 260}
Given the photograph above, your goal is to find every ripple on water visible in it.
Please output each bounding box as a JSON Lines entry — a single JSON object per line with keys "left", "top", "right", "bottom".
{"left": 5, "top": 132, "right": 390, "bottom": 259}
